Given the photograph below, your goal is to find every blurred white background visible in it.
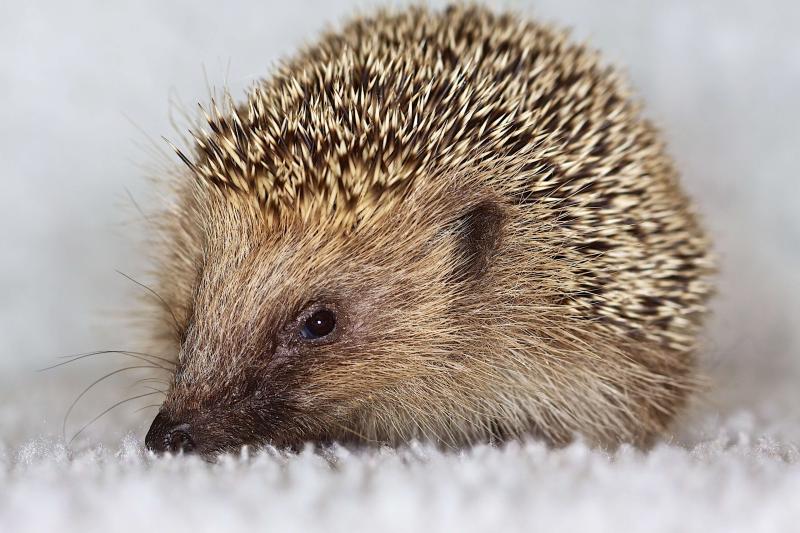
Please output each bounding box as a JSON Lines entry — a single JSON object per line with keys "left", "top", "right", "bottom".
{"left": 1, "top": 0, "right": 798, "bottom": 445}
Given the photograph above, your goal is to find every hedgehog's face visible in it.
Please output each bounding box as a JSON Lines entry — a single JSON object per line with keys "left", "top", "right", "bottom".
{"left": 145, "top": 186, "right": 508, "bottom": 456}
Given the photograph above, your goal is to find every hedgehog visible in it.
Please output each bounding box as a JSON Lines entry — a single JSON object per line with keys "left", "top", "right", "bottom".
{"left": 141, "top": 4, "right": 713, "bottom": 456}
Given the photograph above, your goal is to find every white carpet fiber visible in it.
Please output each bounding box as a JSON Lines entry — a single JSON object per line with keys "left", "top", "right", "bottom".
{"left": 1, "top": 1, "right": 798, "bottom": 531}
{"left": 3, "top": 433, "right": 799, "bottom": 533}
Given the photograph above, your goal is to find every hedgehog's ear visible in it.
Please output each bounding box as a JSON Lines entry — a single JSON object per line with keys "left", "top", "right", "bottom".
{"left": 450, "top": 200, "right": 506, "bottom": 282}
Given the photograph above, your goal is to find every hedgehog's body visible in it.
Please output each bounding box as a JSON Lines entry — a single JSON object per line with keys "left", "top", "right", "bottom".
{"left": 145, "top": 5, "right": 712, "bottom": 455}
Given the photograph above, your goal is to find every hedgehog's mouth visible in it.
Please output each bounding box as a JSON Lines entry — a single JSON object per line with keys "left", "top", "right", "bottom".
{"left": 144, "top": 404, "right": 313, "bottom": 457}
{"left": 144, "top": 408, "right": 250, "bottom": 457}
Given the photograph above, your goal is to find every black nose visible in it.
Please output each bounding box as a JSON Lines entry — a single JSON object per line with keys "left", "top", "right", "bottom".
{"left": 145, "top": 412, "right": 196, "bottom": 454}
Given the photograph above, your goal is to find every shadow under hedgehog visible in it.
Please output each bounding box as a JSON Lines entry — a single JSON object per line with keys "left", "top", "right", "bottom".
{"left": 142, "top": 4, "right": 714, "bottom": 457}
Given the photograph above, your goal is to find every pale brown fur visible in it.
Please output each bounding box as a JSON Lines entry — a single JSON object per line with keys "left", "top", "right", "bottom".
{"left": 145, "top": 5, "right": 713, "bottom": 454}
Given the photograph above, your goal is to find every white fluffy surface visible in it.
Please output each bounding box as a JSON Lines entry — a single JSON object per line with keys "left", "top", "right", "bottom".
{"left": 3, "top": 435, "right": 799, "bottom": 533}
{"left": 1, "top": 1, "right": 799, "bottom": 531}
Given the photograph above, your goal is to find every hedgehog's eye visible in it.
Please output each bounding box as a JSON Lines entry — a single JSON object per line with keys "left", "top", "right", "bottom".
{"left": 300, "top": 308, "right": 336, "bottom": 340}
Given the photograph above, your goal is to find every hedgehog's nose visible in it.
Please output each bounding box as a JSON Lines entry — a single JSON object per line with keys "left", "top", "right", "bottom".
{"left": 145, "top": 412, "right": 196, "bottom": 454}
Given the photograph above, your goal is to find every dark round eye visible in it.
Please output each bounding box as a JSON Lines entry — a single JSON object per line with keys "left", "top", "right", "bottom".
{"left": 300, "top": 309, "right": 336, "bottom": 340}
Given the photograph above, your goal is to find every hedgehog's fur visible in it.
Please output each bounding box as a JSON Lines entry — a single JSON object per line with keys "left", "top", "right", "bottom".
{"left": 145, "top": 5, "right": 713, "bottom": 454}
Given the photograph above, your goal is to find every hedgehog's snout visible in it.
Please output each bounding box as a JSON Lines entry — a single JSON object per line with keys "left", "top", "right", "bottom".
{"left": 145, "top": 412, "right": 196, "bottom": 455}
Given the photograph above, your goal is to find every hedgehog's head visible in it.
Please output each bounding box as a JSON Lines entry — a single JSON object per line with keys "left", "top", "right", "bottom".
{"left": 144, "top": 163, "right": 513, "bottom": 456}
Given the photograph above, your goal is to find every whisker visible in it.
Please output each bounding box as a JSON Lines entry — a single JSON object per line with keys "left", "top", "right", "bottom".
{"left": 134, "top": 377, "right": 171, "bottom": 387}
{"left": 134, "top": 404, "right": 163, "bottom": 414}
{"left": 57, "top": 349, "right": 176, "bottom": 366}
{"left": 124, "top": 186, "right": 155, "bottom": 224}
{"left": 62, "top": 365, "right": 162, "bottom": 443}
{"left": 41, "top": 350, "right": 175, "bottom": 371}
{"left": 68, "top": 391, "right": 163, "bottom": 446}
{"left": 140, "top": 385, "right": 167, "bottom": 395}
{"left": 116, "top": 270, "right": 182, "bottom": 336}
